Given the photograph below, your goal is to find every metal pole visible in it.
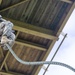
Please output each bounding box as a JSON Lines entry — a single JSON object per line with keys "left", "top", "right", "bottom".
{"left": 43, "top": 34, "right": 67, "bottom": 75}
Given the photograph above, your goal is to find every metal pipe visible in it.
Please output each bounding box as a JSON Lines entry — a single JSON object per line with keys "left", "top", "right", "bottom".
{"left": 5, "top": 43, "right": 75, "bottom": 72}
{"left": 43, "top": 34, "right": 67, "bottom": 75}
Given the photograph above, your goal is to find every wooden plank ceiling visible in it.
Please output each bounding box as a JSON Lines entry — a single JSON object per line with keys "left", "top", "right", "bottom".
{"left": 0, "top": 0, "right": 75, "bottom": 75}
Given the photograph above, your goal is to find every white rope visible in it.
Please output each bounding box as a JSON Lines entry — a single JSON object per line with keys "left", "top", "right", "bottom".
{"left": 5, "top": 44, "right": 75, "bottom": 72}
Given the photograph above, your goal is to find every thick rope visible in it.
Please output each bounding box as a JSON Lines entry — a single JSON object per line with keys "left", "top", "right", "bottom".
{"left": 5, "top": 44, "right": 75, "bottom": 72}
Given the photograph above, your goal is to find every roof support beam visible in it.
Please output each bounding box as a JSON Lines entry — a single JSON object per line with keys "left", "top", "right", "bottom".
{"left": 15, "top": 39, "right": 46, "bottom": 51}
{"left": 32, "top": 2, "right": 75, "bottom": 75}
{"left": 0, "top": 0, "right": 30, "bottom": 12}
{"left": 0, "top": 47, "right": 8, "bottom": 71}
{"left": 61, "top": 0, "right": 72, "bottom": 4}
{"left": 0, "top": 0, "right": 2, "bottom": 4}
{"left": 0, "top": 51, "right": 10, "bottom": 71}
{"left": 4, "top": 17, "right": 57, "bottom": 40}
{"left": 0, "top": 71, "right": 24, "bottom": 75}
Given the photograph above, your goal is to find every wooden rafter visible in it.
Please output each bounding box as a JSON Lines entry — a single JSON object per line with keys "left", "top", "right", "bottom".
{"left": 32, "top": 2, "right": 75, "bottom": 75}
{"left": 0, "top": 71, "right": 24, "bottom": 75}
{"left": 15, "top": 39, "right": 46, "bottom": 51}
{"left": 4, "top": 17, "right": 57, "bottom": 40}
{"left": 61, "top": 0, "right": 72, "bottom": 4}
{"left": 0, "top": 0, "right": 2, "bottom": 4}
{"left": 14, "top": 25, "right": 57, "bottom": 40}
{"left": 0, "top": 47, "right": 8, "bottom": 71}
{"left": 0, "top": 0, "right": 30, "bottom": 12}
{"left": 0, "top": 31, "right": 19, "bottom": 71}
{"left": 0, "top": 51, "right": 10, "bottom": 71}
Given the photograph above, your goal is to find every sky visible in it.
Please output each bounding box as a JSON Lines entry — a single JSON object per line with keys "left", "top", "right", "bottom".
{"left": 38, "top": 8, "right": 75, "bottom": 75}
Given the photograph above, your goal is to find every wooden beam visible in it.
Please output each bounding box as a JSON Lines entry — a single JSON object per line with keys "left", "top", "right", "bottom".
{"left": 3, "top": 17, "right": 57, "bottom": 40}
{"left": 61, "top": 0, "right": 72, "bottom": 4}
{"left": 14, "top": 25, "right": 57, "bottom": 40}
{"left": 0, "top": 31, "right": 19, "bottom": 71}
{"left": 0, "top": 51, "right": 10, "bottom": 71}
{"left": 0, "top": 71, "right": 24, "bottom": 75}
{"left": 0, "top": 0, "right": 2, "bottom": 4}
{"left": 15, "top": 31, "right": 20, "bottom": 38}
{"left": 0, "top": 47, "right": 8, "bottom": 72}
{"left": 32, "top": 2, "right": 75, "bottom": 75}
{"left": 0, "top": 0, "right": 30, "bottom": 12}
{"left": 15, "top": 39, "right": 46, "bottom": 51}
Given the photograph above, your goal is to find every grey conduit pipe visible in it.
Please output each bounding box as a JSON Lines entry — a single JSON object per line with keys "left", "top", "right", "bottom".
{"left": 5, "top": 44, "right": 75, "bottom": 72}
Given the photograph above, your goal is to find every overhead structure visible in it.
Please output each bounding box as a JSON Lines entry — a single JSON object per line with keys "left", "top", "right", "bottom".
{"left": 0, "top": 0, "right": 75, "bottom": 75}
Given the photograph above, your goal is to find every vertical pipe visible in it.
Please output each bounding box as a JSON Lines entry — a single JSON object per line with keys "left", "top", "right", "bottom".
{"left": 43, "top": 34, "right": 67, "bottom": 75}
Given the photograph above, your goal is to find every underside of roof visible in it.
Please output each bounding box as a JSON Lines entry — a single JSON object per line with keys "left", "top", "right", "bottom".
{"left": 0, "top": 0, "right": 75, "bottom": 75}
